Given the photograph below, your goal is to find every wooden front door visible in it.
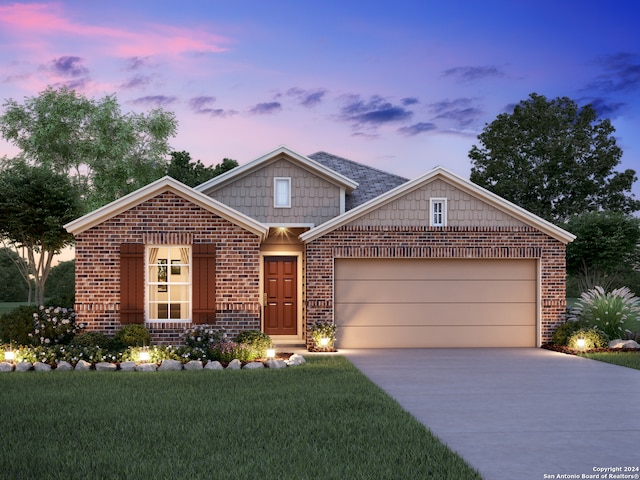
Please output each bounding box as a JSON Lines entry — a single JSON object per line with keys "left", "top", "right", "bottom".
{"left": 264, "top": 256, "right": 297, "bottom": 335}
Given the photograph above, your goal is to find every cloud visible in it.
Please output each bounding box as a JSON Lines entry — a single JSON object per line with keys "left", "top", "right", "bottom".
{"left": 401, "top": 97, "right": 419, "bottom": 106}
{"left": 131, "top": 95, "right": 177, "bottom": 107}
{"left": 442, "top": 65, "right": 505, "bottom": 82}
{"left": 189, "top": 96, "right": 237, "bottom": 117}
{"left": 249, "top": 102, "right": 282, "bottom": 115}
{"left": 49, "top": 56, "right": 88, "bottom": 77}
{"left": 124, "top": 56, "right": 154, "bottom": 71}
{"left": 581, "top": 97, "right": 626, "bottom": 118}
{"left": 287, "top": 87, "right": 328, "bottom": 108}
{"left": 120, "top": 75, "right": 152, "bottom": 89}
{"left": 398, "top": 122, "right": 437, "bottom": 136}
{"left": 339, "top": 94, "right": 413, "bottom": 127}
{"left": 429, "top": 98, "right": 482, "bottom": 127}
{"left": 587, "top": 53, "right": 640, "bottom": 93}
{"left": 52, "top": 78, "right": 89, "bottom": 90}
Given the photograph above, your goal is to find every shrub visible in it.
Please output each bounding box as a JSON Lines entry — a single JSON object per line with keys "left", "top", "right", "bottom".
{"left": 309, "top": 321, "right": 337, "bottom": 350}
{"left": 30, "top": 306, "right": 83, "bottom": 346}
{"left": 0, "top": 305, "right": 38, "bottom": 345}
{"left": 235, "top": 330, "right": 271, "bottom": 358}
{"left": 567, "top": 327, "right": 609, "bottom": 350}
{"left": 113, "top": 324, "right": 152, "bottom": 348}
{"left": 210, "top": 341, "right": 253, "bottom": 363}
{"left": 551, "top": 319, "right": 590, "bottom": 346}
{"left": 71, "top": 331, "right": 114, "bottom": 350}
{"left": 569, "top": 286, "right": 640, "bottom": 340}
{"left": 184, "top": 325, "right": 225, "bottom": 349}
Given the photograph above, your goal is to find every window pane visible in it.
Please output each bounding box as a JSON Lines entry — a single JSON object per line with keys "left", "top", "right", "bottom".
{"left": 275, "top": 178, "right": 290, "bottom": 207}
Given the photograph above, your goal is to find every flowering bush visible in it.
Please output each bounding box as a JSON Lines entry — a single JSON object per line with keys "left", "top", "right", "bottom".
{"left": 184, "top": 325, "right": 225, "bottom": 348}
{"left": 29, "top": 306, "right": 84, "bottom": 346}
{"left": 309, "top": 321, "right": 337, "bottom": 351}
{"left": 570, "top": 286, "right": 640, "bottom": 340}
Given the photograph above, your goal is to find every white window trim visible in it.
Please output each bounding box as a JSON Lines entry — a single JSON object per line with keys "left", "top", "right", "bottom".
{"left": 430, "top": 198, "right": 447, "bottom": 227}
{"left": 146, "top": 245, "right": 192, "bottom": 323}
{"left": 274, "top": 177, "right": 291, "bottom": 208}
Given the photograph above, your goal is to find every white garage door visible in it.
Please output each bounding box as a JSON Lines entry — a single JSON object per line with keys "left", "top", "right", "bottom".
{"left": 334, "top": 258, "right": 537, "bottom": 348}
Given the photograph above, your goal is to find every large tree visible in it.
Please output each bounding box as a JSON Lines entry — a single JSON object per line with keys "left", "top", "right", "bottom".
{"left": 469, "top": 93, "right": 639, "bottom": 223}
{"left": 166, "top": 151, "right": 238, "bottom": 187}
{"left": 0, "top": 162, "right": 83, "bottom": 305}
{"left": 0, "top": 86, "right": 178, "bottom": 211}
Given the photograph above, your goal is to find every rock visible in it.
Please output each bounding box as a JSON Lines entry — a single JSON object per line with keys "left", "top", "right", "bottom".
{"left": 184, "top": 360, "right": 203, "bottom": 370}
{"left": 95, "top": 362, "right": 117, "bottom": 372}
{"left": 55, "top": 361, "right": 73, "bottom": 371}
{"left": 266, "top": 359, "right": 287, "bottom": 369}
{"left": 75, "top": 360, "right": 91, "bottom": 371}
{"left": 119, "top": 361, "right": 137, "bottom": 372}
{"left": 34, "top": 362, "right": 51, "bottom": 371}
{"left": 286, "top": 354, "right": 306, "bottom": 366}
{"left": 16, "top": 362, "right": 32, "bottom": 372}
{"left": 158, "top": 359, "right": 183, "bottom": 371}
{"left": 243, "top": 361, "right": 264, "bottom": 369}
{"left": 609, "top": 339, "right": 640, "bottom": 349}
{"left": 226, "top": 359, "right": 242, "bottom": 370}
{"left": 204, "top": 360, "right": 223, "bottom": 370}
{"left": 0, "top": 362, "right": 13, "bottom": 372}
{"left": 136, "top": 363, "right": 158, "bottom": 372}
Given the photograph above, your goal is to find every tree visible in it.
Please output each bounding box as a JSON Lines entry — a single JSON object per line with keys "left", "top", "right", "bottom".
{"left": 166, "top": 151, "right": 238, "bottom": 187}
{"left": 564, "top": 211, "right": 640, "bottom": 292}
{"left": 0, "top": 248, "right": 30, "bottom": 302}
{"left": 469, "top": 93, "right": 639, "bottom": 223}
{"left": 45, "top": 260, "right": 75, "bottom": 307}
{"left": 0, "top": 86, "right": 178, "bottom": 211}
{"left": 0, "top": 162, "right": 83, "bottom": 305}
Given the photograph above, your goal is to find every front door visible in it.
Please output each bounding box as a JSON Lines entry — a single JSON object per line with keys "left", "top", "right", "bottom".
{"left": 264, "top": 256, "right": 297, "bottom": 335}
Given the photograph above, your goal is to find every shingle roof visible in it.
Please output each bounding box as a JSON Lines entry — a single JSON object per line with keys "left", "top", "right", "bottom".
{"left": 308, "top": 152, "right": 409, "bottom": 210}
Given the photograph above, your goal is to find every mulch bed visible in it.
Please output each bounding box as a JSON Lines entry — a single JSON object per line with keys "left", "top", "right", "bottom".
{"left": 541, "top": 343, "right": 640, "bottom": 355}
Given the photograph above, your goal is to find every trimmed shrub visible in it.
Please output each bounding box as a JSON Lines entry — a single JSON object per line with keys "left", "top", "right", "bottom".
{"left": 551, "top": 319, "right": 589, "bottom": 346}
{"left": 0, "top": 305, "right": 38, "bottom": 345}
{"left": 71, "top": 331, "right": 114, "bottom": 350}
{"left": 309, "top": 321, "right": 337, "bottom": 350}
{"left": 210, "top": 341, "right": 254, "bottom": 363}
{"left": 235, "top": 330, "right": 271, "bottom": 358}
{"left": 114, "top": 324, "right": 152, "bottom": 348}
{"left": 567, "top": 327, "right": 609, "bottom": 350}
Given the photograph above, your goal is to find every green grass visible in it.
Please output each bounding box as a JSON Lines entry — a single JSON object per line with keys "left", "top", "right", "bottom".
{"left": 0, "top": 356, "right": 480, "bottom": 480}
{"left": 0, "top": 301, "right": 30, "bottom": 315}
{"left": 580, "top": 351, "right": 640, "bottom": 370}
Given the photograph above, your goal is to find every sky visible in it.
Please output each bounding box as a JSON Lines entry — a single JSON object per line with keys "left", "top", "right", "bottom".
{"left": 1, "top": 0, "right": 639, "bottom": 200}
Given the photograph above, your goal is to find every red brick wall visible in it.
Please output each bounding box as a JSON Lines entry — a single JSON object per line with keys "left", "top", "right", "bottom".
{"left": 305, "top": 225, "right": 567, "bottom": 348}
{"left": 74, "top": 192, "right": 262, "bottom": 344}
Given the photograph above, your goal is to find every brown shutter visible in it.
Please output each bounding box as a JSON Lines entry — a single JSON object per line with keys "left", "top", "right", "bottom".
{"left": 120, "top": 244, "right": 145, "bottom": 324}
{"left": 192, "top": 243, "right": 216, "bottom": 324}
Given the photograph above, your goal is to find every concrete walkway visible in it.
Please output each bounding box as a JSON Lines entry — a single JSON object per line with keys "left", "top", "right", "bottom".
{"left": 343, "top": 348, "right": 640, "bottom": 480}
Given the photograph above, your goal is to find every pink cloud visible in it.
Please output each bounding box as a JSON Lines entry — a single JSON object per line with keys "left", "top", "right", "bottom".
{"left": 0, "top": 3, "right": 230, "bottom": 58}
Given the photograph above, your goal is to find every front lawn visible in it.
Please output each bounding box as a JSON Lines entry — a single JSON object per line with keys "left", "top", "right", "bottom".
{"left": 0, "top": 356, "right": 481, "bottom": 480}
{"left": 579, "top": 351, "right": 640, "bottom": 370}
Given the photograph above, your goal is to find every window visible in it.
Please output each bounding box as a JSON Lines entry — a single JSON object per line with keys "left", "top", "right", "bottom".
{"left": 147, "top": 246, "right": 191, "bottom": 321}
{"left": 430, "top": 198, "right": 447, "bottom": 227}
{"left": 274, "top": 177, "right": 291, "bottom": 208}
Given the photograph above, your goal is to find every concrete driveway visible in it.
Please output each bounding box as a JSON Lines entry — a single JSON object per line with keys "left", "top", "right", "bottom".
{"left": 343, "top": 348, "right": 640, "bottom": 480}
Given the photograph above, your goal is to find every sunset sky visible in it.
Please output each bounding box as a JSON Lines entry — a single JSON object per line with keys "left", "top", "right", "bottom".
{"left": 1, "top": 0, "right": 639, "bottom": 199}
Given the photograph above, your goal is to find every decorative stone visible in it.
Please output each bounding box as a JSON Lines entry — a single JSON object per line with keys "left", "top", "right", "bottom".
{"left": 55, "top": 361, "right": 73, "bottom": 371}
{"left": 16, "top": 361, "right": 32, "bottom": 372}
{"left": 243, "top": 361, "right": 264, "bottom": 369}
{"left": 119, "top": 361, "right": 137, "bottom": 372}
{"left": 184, "top": 360, "right": 203, "bottom": 370}
{"left": 204, "top": 360, "right": 223, "bottom": 370}
{"left": 95, "top": 362, "right": 117, "bottom": 372}
{"left": 609, "top": 339, "right": 640, "bottom": 349}
{"left": 158, "top": 359, "right": 183, "bottom": 371}
{"left": 136, "top": 362, "right": 158, "bottom": 372}
{"left": 0, "top": 362, "right": 13, "bottom": 372}
{"left": 226, "top": 359, "right": 242, "bottom": 370}
{"left": 266, "top": 359, "right": 287, "bottom": 369}
{"left": 286, "top": 354, "right": 306, "bottom": 366}
{"left": 34, "top": 362, "right": 51, "bottom": 371}
{"left": 75, "top": 360, "right": 91, "bottom": 371}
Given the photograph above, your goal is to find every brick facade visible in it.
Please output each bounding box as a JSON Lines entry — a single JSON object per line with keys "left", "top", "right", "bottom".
{"left": 305, "top": 225, "right": 567, "bottom": 348}
{"left": 74, "top": 192, "right": 262, "bottom": 344}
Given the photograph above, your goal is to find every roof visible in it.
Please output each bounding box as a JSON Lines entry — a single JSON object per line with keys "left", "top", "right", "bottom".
{"left": 300, "top": 166, "right": 576, "bottom": 244}
{"left": 308, "top": 151, "right": 409, "bottom": 210}
{"left": 195, "top": 145, "right": 359, "bottom": 195}
{"left": 64, "top": 176, "right": 269, "bottom": 240}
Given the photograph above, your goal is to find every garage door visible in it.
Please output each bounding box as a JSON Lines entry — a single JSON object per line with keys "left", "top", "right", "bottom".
{"left": 334, "top": 258, "right": 537, "bottom": 348}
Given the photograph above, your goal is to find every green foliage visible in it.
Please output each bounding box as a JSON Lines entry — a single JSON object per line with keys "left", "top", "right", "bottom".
{"left": 309, "top": 321, "right": 337, "bottom": 350}
{"left": 580, "top": 352, "right": 640, "bottom": 370}
{"left": 567, "top": 328, "right": 610, "bottom": 350}
{"left": 45, "top": 260, "right": 75, "bottom": 308}
{"left": 235, "top": 329, "right": 272, "bottom": 358}
{"left": 0, "top": 304, "right": 38, "bottom": 345}
{"left": 113, "top": 324, "right": 152, "bottom": 348}
{"left": 0, "top": 248, "right": 30, "bottom": 301}
{"left": 551, "top": 319, "right": 590, "bottom": 346}
{"left": 469, "top": 93, "right": 639, "bottom": 223}
{"left": 167, "top": 151, "right": 238, "bottom": 187}
{"left": 70, "top": 331, "right": 113, "bottom": 349}
{"left": 183, "top": 325, "right": 225, "bottom": 348}
{"left": 31, "top": 306, "right": 83, "bottom": 346}
{"left": 569, "top": 286, "right": 640, "bottom": 339}
{"left": 209, "top": 341, "right": 254, "bottom": 362}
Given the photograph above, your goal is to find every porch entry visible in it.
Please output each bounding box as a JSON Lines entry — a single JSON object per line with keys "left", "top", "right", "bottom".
{"left": 264, "top": 256, "right": 297, "bottom": 335}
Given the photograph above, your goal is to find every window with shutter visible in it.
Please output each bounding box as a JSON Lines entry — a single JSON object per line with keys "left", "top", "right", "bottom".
{"left": 147, "top": 245, "right": 192, "bottom": 322}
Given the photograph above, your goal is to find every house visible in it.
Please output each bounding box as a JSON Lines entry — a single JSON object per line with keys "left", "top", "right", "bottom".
{"left": 64, "top": 145, "right": 575, "bottom": 349}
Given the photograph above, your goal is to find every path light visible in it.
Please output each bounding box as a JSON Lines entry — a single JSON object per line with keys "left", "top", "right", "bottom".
{"left": 139, "top": 346, "right": 150, "bottom": 362}
{"left": 576, "top": 337, "right": 585, "bottom": 349}
{"left": 4, "top": 344, "right": 15, "bottom": 362}
{"left": 319, "top": 337, "right": 330, "bottom": 347}
{"left": 266, "top": 348, "right": 276, "bottom": 359}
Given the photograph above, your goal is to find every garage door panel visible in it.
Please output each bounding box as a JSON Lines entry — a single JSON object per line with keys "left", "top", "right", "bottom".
{"left": 336, "top": 279, "right": 535, "bottom": 303}
{"left": 338, "top": 325, "right": 536, "bottom": 348}
{"left": 336, "top": 302, "right": 536, "bottom": 327}
{"left": 335, "top": 258, "right": 536, "bottom": 281}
